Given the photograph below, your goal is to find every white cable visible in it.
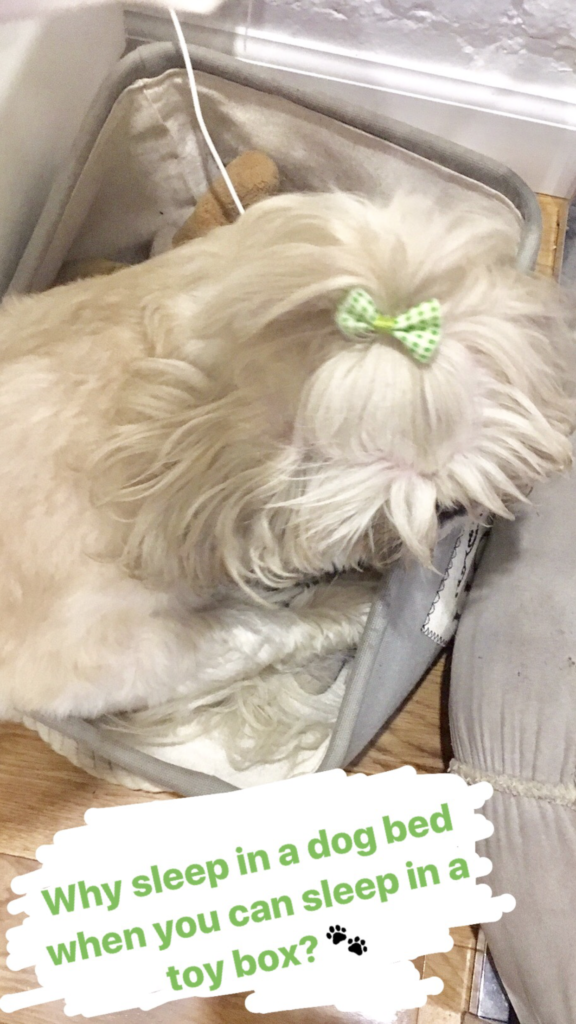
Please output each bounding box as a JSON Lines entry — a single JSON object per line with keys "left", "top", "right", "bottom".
{"left": 169, "top": 8, "right": 245, "bottom": 217}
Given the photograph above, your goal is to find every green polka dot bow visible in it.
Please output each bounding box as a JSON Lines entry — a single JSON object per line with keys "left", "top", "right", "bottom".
{"left": 335, "top": 288, "right": 442, "bottom": 363}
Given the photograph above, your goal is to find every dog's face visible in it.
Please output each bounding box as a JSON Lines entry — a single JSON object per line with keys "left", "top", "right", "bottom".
{"left": 97, "top": 191, "right": 575, "bottom": 591}
{"left": 187, "top": 191, "right": 573, "bottom": 584}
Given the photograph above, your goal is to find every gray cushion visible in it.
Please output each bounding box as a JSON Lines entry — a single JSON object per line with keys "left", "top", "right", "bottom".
{"left": 451, "top": 436, "right": 576, "bottom": 1024}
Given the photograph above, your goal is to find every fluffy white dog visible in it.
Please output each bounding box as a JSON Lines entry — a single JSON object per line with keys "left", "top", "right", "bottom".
{"left": 0, "top": 191, "right": 572, "bottom": 754}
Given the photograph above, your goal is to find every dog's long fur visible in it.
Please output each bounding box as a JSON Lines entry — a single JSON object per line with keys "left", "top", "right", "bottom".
{"left": 0, "top": 191, "right": 572, "bottom": 745}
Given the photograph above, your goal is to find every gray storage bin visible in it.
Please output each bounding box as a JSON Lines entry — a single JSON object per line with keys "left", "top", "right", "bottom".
{"left": 7, "top": 42, "right": 541, "bottom": 796}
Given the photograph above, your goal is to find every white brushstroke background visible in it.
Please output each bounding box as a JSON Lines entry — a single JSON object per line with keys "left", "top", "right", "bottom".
{"left": 0, "top": 767, "right": 514, "bottom": 1021}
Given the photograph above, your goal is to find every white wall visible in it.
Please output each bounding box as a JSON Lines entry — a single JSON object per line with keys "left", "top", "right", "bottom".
{"left": 0, "top": 7, "right": 125, "bottom": 294}
{"left": 245, "top": 0, "right": 576, "bottom": 102}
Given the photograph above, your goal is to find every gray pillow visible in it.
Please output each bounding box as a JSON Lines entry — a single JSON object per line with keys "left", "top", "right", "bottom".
{"left": 451, "top": 436, "right": 576, "bottom": 1024}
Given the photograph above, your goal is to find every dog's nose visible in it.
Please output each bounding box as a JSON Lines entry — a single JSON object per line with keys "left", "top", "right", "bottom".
{"left": 436, "top": 503, "right": 466, "bottom": 525}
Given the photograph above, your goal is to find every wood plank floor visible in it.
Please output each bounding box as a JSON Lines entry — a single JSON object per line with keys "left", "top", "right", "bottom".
{"left": 0, "top": 195, "right": 566, "bottom": 1024}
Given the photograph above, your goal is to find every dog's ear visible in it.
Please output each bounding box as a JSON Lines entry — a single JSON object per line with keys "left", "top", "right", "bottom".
{"left": 384, "top": 473, "right": 439, "bottom": 566}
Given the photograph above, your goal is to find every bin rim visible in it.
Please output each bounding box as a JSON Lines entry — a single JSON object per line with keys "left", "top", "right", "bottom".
{"left": 102, "top": 41, "right": 544, "bottom": 273}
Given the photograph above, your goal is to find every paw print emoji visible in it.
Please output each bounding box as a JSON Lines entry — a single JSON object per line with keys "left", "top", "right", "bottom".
{"left": 326, "top": 924, "right": 347, "bottom": 945}
{"left": 347, "top": 936, "right": 368, "bottom": 956}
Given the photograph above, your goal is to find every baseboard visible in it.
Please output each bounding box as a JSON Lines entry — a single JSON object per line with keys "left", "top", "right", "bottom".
{"left": 125, "top": 8, "right": 576, "bottom": 198}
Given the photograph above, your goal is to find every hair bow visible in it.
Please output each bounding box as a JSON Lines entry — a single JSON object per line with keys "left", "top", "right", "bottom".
{"left": 335, "top": 288, "right": 441, "bottom": 364}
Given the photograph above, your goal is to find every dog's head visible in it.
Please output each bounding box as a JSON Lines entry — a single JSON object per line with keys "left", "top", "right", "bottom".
{"left": 100, "top": 191, "right": 575, "bottom": 590}
{"left": 185, "top": 191, "right": 573, "bottom": 581}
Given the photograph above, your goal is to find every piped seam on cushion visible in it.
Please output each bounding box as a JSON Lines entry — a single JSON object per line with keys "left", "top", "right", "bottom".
{"left": 450, "top": 759, "right": 576, "bottom": 809}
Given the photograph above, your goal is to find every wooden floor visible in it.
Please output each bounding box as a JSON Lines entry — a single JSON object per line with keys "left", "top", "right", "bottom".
{"left": 0, "top": 194, "right": 567, "bottom": 1024}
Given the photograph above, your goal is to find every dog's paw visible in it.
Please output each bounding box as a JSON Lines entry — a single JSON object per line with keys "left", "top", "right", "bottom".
{"left": 287, "top": 577, "right": 378, "bottom": 652}
{"left": 297, "top": 575, "right": 378, "bottom": 622}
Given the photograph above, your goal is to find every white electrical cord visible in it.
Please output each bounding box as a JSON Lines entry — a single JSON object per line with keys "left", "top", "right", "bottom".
{"left": 169, "top": 8, "right": 245, "bottom": 217}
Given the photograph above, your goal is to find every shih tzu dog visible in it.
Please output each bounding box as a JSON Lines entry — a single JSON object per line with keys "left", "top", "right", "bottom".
{"left": 0, "top": 191, "right": 572, "bottom": 762}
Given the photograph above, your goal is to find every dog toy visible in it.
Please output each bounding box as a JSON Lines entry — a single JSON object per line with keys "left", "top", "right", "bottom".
{"left": 336, "top": 289, "right": 442, "bottom": 363}
{"left": 172, "top": 150, "right": 280, "bottom": 245}
{"left": 54, "top": 150, "right": 280, "bottom": 286}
